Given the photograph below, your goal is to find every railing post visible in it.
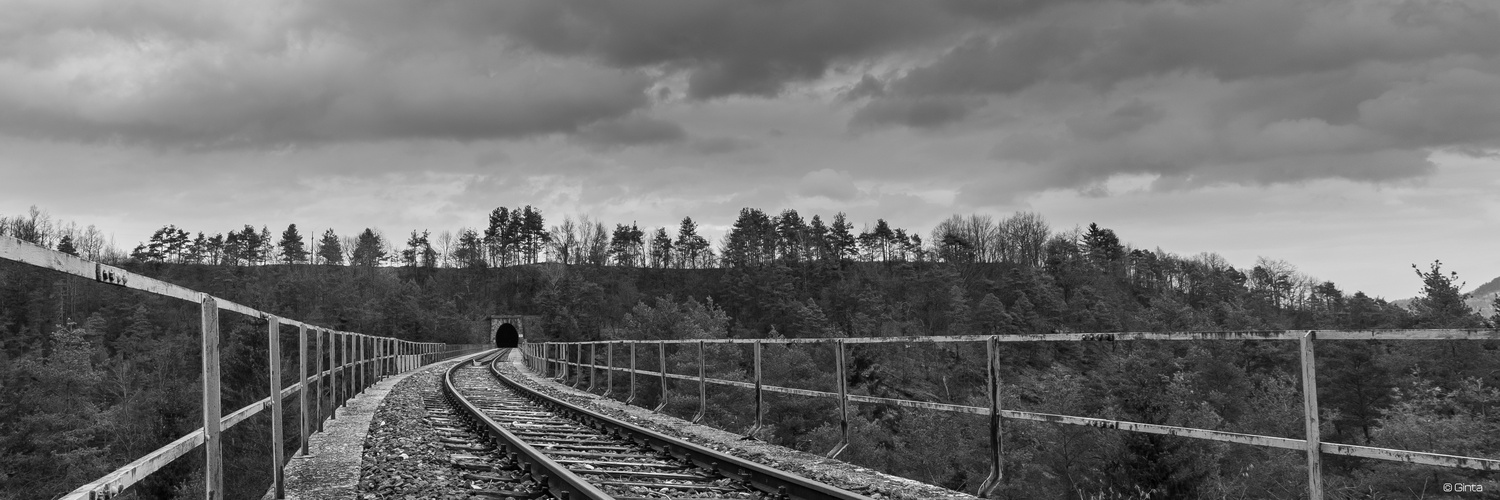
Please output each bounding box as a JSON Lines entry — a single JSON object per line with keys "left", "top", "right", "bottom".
{"left": 316, "top": 329, "right": 326, "bottom": 428}
{"left": 978, "top": 336, "right": 1004, "bottom": 498}
{"left": 343, "top": 332, "right": 352, "bottom": 407}
{"left": 588, "top": 343, "right": 598, "bottom": 391}
{"left": 329, "top": 332, "right": 339, "bottom": 419}
{"left": 693, "top": 340, "right": 707, "bottom": 423}
{"left": 654, "top": 341, "right": 669, "bottom": 412}
{"left": 200, "top": 295, "right": 224, "bottom": 500}
{"left": 749, "top": 340, "right": 764, "bottom": 438}
{"left": 626, "top": 342, "right": 638, "bottom": 405}
{"left": 604, "top": 342, "right": 614, "bottom": 397}
{"left": 1301, "top": 331, "right": 1324, "bottom": 500}
{"left": 357, "top": 335, "right": 366, "bottom": 393}
{"left": 298, "top": 325, "right": 310, "bottom": 456}
{"left": 825, "top": 340, "right": 850, "bottom": 459}
{"left": 352, "top": 334, "right": 360, "bottom": 394}
{"left": 266, "top": 316, "right": 285, "bottom": 499}
{"left": 574, "top": 343, "right": 587, "bottom": 388}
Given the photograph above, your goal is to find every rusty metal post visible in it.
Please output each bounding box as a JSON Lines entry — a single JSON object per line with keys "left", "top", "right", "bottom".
{"left": 825, "top": 340, "right": 850, "bottom": 459}
{"left": 748, "top": 340, "right": 764, "bottom": 438}
{"left": 359, "top": 335, "right": 367, "bottom": 392}
{"left": 1301, "top": 331, "right": 1324, "bottom": 500}
{"left": 574, "top": 343, "right": 587, "bottom": 388}
{"left": 693, "top": 340, "right": 707, "bottom": 423}
{"left": 354, "top": 335, "right": 362, "bottom": 394}
{"left": 200, "top": 295, "right": 224, "bottom": 500}
{"left": 977, "top": 336, "right": 1004, "bottom": 498}
{"left": 626, "top": 342, "right": 638, "bottom": 405}
{"left": 329, "top": 332, "right": 338, "bottom": 419}
{"left": 316, "top": 329, "right": 326, "bottom": 428}
{"left": 343, "top": 332, "right": 351, "bottom": 407}
{"left": 267, "top": 316, "right": 285, "bottom": 499}
{"left": 603, "top": 342, "right": 614, "bottom": 397}
{"left": 654, "top": 341, "right": 669, "bottom": 412}
{"left": 588, "top": 343, "right": 598, "bottom": 391}
{"left": 298, "top": 324, "right": 310, "bottom": 456}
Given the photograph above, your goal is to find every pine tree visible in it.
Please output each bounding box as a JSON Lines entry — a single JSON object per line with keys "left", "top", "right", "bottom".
{"left": 350, "top": 228, "right": 386, "bottom": 267}
{"left": 484, "top": 207, "right": 508, "bottom": 267}
{"left": 278, "top": 224, "right": 308, "bottom": 264}
{"left": 829, "top": 212, "right": 857, "bottom": 262}
{"left": 649, "top": 227, "right": 673, "bottom": 268}
{"left": 454, "top": 229, "right": 486, "bottom": 268}
{"left": 317, "top": 229, "right": 343, "bottom": 265}
{"left": 258, "top": 226, "right": 274, "bottom": 265}
{"left": 873, "top": 219, "right": 894, "bottom": 261}
{"left": 776, "top": 209, "right": 806, "bottom": 263}
{"left": 674, "top": 216, "right": 703, "bottom": 268}
{"left": 521, "top": 206, "right": 546, "bottom": 264}
{"left": 808, "top": 215, "right": 829, "bottom": 262}
{"left": 56, "top": 234, "right": 78, "bottom": 256}
{"left": 974, "top": 293, "right": 1014, "bottom": 335}
{"left": 1409, "top": 260, "right": 1480, "bottom": 327}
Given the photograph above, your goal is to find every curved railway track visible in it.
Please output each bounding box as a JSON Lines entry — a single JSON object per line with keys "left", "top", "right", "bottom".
{"left": 440, "top": 349, "right": 876, "bottom": 500}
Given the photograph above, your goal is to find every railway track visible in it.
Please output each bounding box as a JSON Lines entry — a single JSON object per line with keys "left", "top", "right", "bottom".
{"left": 440, "top": 349, "right": 876, "bottom": 500}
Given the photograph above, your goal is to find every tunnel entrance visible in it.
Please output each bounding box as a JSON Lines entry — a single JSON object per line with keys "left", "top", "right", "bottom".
{"left": 495, "top": 323, "right": 520, "bottom": 348}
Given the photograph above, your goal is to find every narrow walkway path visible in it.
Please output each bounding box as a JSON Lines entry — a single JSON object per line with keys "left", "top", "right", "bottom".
{"left": 267, "top": 353, "right": 487, "bottom": 500}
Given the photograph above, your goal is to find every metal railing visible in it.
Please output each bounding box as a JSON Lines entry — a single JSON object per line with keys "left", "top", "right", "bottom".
{"left": 524, "top": 329, "right": 1500, "bottom": 499}
{"left": 0, "top": 235, "right": 487, "bottom": 499}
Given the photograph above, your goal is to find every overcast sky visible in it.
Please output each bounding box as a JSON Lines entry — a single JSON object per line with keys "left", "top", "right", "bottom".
{"left": 3, "top": 0, "right": 1498, "bottom": 299}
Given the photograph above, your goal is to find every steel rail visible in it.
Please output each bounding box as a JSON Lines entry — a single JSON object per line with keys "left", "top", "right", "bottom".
{"left": 486, "top": 355, "right": 877, "bottom": 500}
{"left": 442, "top": 350, "right": 614, "bottom": 500}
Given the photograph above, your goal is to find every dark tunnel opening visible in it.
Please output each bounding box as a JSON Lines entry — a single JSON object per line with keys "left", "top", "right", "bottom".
{"left": 495, "top": 323, "right": 520, "bottom": 348}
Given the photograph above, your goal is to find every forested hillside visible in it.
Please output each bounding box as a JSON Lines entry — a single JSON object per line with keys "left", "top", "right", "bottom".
{"left": 2, "top": 205, "right": 1498, "bottom": 499}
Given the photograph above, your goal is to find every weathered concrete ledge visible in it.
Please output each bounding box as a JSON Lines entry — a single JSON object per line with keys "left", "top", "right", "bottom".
{"left": 265, "top": 353, "right": 487, "bottom": 500}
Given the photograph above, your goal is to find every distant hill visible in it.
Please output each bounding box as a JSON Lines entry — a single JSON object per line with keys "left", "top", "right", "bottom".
{"left": 1470, "top": 275, "right": 1500, "bottom": 317}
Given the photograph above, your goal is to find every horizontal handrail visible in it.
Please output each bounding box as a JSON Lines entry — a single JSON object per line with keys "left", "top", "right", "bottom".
{"left": 531, "top": 331, "right": 1500, "bottom": 499}
{"left": 1, "top": 235, "right": 480, "bottom": 499}
{"left": 554, "top": 329, "right": 1500, "bottom": 345}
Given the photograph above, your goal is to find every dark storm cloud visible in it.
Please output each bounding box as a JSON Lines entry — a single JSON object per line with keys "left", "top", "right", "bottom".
{"left": 857, "top": 0, "right": 1500, "bottom": 195}
{"left": 7, "top": 0, "right": 1500, "bottom": 203}
{"left": 849, "top": 95, "right": 986, "bottom": 129}
{"left": 351, "top": 0, "right": 1002, "bottom": 100}
{"left": 573, "top": 114, "right": 687, "bottom": 148}
{"left": 1065, "top": 100, "right": 1164, "bottom": 142}
{"left": 0, "top": 1, "right": 654, "bottom": 148}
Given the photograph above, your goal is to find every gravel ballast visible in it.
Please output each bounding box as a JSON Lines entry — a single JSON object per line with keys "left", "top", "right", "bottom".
{"left": 356, "top": 357, "right": 524, "bottom": 500}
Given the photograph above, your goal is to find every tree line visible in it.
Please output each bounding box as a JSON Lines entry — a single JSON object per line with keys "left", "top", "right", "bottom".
{"left": 7, "top": 202, "right": 1500, "bottom": 499}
